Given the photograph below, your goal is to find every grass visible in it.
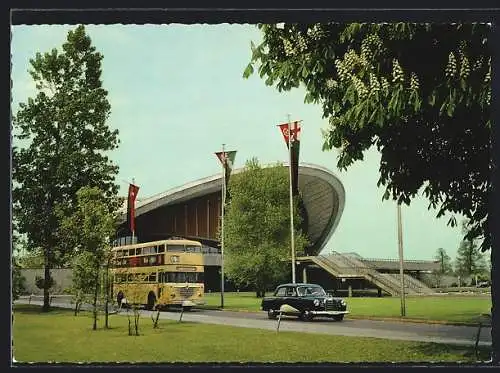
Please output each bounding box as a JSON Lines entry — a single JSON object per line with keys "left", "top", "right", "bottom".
{"left": 203, "top": 292, "right": 491, "bottom": 324}
{"left": 12, "top": 304, "right": 490, "bottom": 363}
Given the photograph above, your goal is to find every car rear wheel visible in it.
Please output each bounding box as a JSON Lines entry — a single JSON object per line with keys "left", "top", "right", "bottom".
{"left": 267, "top": 310, "right": 277, "bottom": 319}
{"left": 333, "top": 314, "right": 344, "bottom": 321}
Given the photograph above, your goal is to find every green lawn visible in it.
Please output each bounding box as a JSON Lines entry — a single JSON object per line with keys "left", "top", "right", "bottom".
{"left": 203, "top": 292, "right": 491, "bottom": 324}
{"left": 12, "top": 304, "right": 489, "bottom": 363}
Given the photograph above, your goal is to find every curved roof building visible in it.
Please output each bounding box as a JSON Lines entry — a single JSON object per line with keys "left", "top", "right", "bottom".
{"left": 118, "top": 163, "right": 345, "bottom": 256}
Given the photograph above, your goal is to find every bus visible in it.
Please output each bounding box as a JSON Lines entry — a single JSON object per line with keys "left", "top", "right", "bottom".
{"left": 110, "top": 238, "right": 205, "bottom": 311}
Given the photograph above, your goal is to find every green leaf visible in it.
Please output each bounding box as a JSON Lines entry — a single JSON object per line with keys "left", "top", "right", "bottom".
{"left": 301, "top": 65, "right": 309, "bottom": 78}
{"left": 243, "top": 63, "right": 254, "bottom": 79}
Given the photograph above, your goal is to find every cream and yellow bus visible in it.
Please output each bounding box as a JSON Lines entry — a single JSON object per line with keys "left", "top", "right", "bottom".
{"left": 110, "top": 238, "right": 205, "bottom": 311}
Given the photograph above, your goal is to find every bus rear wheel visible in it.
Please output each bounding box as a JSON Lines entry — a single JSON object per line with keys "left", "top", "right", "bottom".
{"left": 146, "top": 292, "right": 156, "bottom": 311}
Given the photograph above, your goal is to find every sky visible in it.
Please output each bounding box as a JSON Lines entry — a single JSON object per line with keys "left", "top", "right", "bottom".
{"left": 10, "top": 24, "right": 468, "bottom": 261}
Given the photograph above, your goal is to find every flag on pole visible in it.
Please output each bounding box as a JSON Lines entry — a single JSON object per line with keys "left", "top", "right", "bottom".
{"left": 278, "top": 121, "right": 301, "bottom": 196}
{"left": 215, "top": 150, "right": 237, "bottom": 199}
{"left": 127, "top": 183, "right": 140, "bottom": 235}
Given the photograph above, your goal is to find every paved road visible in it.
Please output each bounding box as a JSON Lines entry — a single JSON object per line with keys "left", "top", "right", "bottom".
{"left": 15, "top": 297, "right": 491, "bottom": 347}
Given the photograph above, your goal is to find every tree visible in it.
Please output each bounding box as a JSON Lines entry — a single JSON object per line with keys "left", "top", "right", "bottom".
{"left": 455, "top": 240, "right": 487, "bottom": 280}
{"left": 434, "top": 248, "right": 453, "bottom": 275}
{"left": 58, "top": 186, "right": 118, "bottom": 330}
{"left": 455, "top": 220, "right": 487, "bottom": 279}
{"left": 12, "top": 227, "right": 27, "bottom": 301}
{"left": 69, "top": 251, "right": 98, "bottom": 316}
{"left": 430, "top": 247, "right": 453, "bottom": 288}
{"left": 12, "top": 25, "right": 120, "bottom": 312}
{"left": 224, "top": 158, "right": 309, "bottom": 297}
{"left": 244, "top": 23, "right": 491, "bottom": 251}
{"left": 245, "top": 23, "right": 498, "bottom": 362}
{"left": 16, "top": 249, "right": 45, "bottom": 269}
{"left": 12, "top": 260, "right": 26, "bottom": 302}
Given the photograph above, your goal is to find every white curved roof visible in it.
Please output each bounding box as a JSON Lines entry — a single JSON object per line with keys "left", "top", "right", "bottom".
{"left": 120, "top": 162, "right": 345, "bottom": 255}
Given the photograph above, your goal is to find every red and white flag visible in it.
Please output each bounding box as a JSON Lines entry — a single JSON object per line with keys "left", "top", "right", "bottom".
{"left": 127, "top": 183, "right": 140, "bottom": 234}
{"left": 278, "top": 121, "right": 301, "bottom": 148}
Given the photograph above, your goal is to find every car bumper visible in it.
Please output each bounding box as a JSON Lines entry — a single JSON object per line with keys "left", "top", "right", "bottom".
{"left": 309, "top": 310, "right": 349, "bottom": 316}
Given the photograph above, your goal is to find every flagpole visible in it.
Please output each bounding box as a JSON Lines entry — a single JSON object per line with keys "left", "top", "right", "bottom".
{"left": 132, "top": 178, "right": 136, "bottom": 244}
{"left": 287, "top": 114, "right": 296, "bottom": 284}
{"left": 397, "top": 202, "right": 406, "bottom": 317}
{"left": 221, "top": 144, "right": 226, "bottom": 309}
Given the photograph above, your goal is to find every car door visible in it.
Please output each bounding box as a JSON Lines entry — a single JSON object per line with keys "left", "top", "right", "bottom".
{"left": 272, "top": 286, "right": 288, "bottom": 309}
{"left": 285, "top": 286, "right": 303, "bottom": 312}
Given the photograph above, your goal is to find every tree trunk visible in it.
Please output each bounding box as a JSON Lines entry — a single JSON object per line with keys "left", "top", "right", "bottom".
{"left": 42, "top": 248, "right": 51, "bottom": 312}
{"left": 104, "top": 265, "right": 109, "bottom": 329}
{"left": 255, "top": 289, "right": 265, "bottom": 298}
{"left": 134, "top": 308, "right": 140, "bottom": 336}
{"left": 74, "top": 300, "right": 80, "bottom": 316}
{"left": 92, "top": 273, "right": 99, "bottom": 331}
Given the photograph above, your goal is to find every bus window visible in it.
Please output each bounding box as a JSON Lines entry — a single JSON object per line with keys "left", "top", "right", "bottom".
{"left": 186, "top": 245, "right": 201, "bottom": 253}
{"left": 129, "top": 249, "right": 135, "bottom": 256}
{"left": 143, "top": 257, "right": 149, "bottom": 265}
{"left": 149, "top": 256, "right": 157, "bottom": 265}
{"left": 158, "top": 245, "right": 165, "bottom": 253}
{"left": 136, "top": 248, "right": 142, "bottom": 255}
{"left": 127, "top": 274, "right": 134, "bottom": 282}
{"left": 148, "top": 273, "right": 157, "bottom": 282}
{"left": 167, "top": 244, "right": 184, "bottom": 252}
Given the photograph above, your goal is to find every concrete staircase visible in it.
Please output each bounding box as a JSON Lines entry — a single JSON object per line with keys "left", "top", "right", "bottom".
{"left": 305, "top": 252, "right": 434, "bottom": 296}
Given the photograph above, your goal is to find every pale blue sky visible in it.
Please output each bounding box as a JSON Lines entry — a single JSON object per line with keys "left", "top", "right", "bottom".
{"left": 11, "top": 24, "right": 467, "bottom": 261}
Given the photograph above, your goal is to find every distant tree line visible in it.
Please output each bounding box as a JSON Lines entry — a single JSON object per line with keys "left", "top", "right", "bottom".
{"left": 430, "top": 220, "right": 489, "bottom": 288}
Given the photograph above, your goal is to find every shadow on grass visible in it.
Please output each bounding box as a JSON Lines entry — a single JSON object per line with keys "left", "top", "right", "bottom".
{"left": 12, "top": 304, "right": 74, "bottom": 315}
{"left": 413, "top": 342, "right": 491, "bottom": 362}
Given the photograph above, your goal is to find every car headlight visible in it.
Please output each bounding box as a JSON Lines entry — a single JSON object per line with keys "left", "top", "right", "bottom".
{"left": 340, "top": 299, "right": 346, "bottom": 305}
{"left": 313, "top": 299, "right": 320, "bottom": 306}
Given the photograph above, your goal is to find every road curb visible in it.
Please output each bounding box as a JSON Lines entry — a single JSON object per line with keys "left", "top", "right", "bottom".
{"left": 18, "top": 298, "right": 484, "bottom": 327}
{"left": 199, "top": 306, "right": 482, "bottom": 326}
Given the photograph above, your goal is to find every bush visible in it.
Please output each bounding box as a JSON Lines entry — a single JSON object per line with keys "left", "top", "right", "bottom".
{"left": 35, "top": 275, "right": 55, "bottom": 290}
{"left": 12, "top": 264, "right": 26, "bottom": 300}
{"left": 450, "top": 282, "right": 458, "bottom": 287}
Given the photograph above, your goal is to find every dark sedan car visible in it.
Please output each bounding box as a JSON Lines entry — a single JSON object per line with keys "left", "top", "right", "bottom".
{"left": 261, "top": 283, "right": 349, "bottom": 321}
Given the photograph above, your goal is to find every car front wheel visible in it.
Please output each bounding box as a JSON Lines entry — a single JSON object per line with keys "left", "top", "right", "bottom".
{"left": 267, "top": 310, "right": 277, "bottom": 319}
{"left": 299, "top": 311, "right": 314, "bottom": 321}
{"left": 333, "top": 314, "right": 344, "bottom": 321}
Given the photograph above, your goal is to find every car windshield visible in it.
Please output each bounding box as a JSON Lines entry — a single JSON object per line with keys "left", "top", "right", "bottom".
{"left": 297, "top": 286, "right": 326, "bottom": 296}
